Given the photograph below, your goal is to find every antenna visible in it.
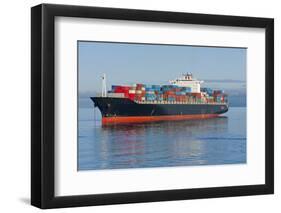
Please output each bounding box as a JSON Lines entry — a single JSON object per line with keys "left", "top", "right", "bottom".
{"left": 101, "top": 73, "right": 107, "bottom": 97}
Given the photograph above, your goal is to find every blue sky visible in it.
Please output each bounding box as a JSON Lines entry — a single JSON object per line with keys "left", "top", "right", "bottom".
{"left": 78, "top": 41, "right": 246, "bottom": 94}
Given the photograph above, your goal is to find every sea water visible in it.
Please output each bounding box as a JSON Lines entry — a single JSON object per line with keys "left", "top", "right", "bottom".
{"left": 78, "top": 106, "right": 246, "bottom": 170}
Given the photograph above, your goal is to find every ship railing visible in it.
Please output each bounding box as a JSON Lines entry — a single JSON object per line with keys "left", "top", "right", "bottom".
{"left": 134, "top": 100, "right": 226, "bottom": 105}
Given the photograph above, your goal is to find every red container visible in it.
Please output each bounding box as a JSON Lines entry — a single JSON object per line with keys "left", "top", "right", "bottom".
{"left": 113, "top": 86, "right": 129, "bottom": 97}
{"left": 136, "top": 84, "right": 143, "bottom": 90}
{"left": 177, "top": 95, "right": 187, "bottom": 102}
{"left": 213, "top": 90, "right": 222, "bottom": 95}
{"left": 207, "top": 97, "right": 214, "bottom": 103}
{"left": 114, "top": 89, "right": 122, "bottom": 93}
{"left": 114, "top": 85, "right": 130, "bottom": 92}
{"left": 123, "top": 91, "right": 129, "bottom": 97}
{"left": 122, "top": 86, "right": 131, "bottom": 90}
{"left": 134, "top": 93, "right": 144, "bottom": 100}
{"left": 165, "top": 91, "right": 175, "bottom": 95}
{"left": 113, "top": 86, "right": 123, "bottom": 91}
{"left": 128, "top": 94, "right": 135, "bottom": 100}
{"left": 191, "top": 92, "right": 201, "bottom": 98}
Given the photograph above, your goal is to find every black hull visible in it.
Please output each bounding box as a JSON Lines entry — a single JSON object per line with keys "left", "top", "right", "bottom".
{"left": 91, "top": 97, "right": 228, "bottom": 117}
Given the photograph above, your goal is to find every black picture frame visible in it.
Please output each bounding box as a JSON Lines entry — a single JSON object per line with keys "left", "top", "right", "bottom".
{"left": 31, "top": 3, "right": 274, "bottom": 209}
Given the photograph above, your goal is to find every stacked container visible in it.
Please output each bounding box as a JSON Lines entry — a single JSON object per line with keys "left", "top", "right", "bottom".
{"left": 108, "top": 83, "right": 227, "bottom": 104}
{"left": 201, "top": 87, "right": 213, "bottom": 96}
{"left": 212, "top": 90, "right": 225, "bottom": 103}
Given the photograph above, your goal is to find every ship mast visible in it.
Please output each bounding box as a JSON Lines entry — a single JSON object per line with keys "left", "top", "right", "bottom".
{"left": 101, "top": 73, "right": 107, "bottom": 97}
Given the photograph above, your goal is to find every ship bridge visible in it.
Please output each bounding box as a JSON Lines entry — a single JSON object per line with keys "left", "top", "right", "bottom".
{"left": 169, "top": 73, "right": 203, "bottom": 93}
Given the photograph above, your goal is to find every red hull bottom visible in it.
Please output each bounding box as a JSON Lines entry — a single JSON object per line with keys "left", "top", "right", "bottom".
{"left": 102, "top": 114, "right": 219, "bottom": 124}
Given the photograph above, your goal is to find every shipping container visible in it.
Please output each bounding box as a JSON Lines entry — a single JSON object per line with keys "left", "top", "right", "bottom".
{"left": 181, "top": 87, "right": 191, "bottom": 91}
{"left": 201, "top": 87, "right": 213, "bottom": 95}
{"left": 190, "top": 92, "right": 202, "bottom": 98}
{"left": 108, "top": 82, "right": 227, "bottom": 105}
{"left": 128, "top": 94, "right": 135, "bottom": 100}
{"left": 152, "top": 85, "right": 161, "bottom": 91}
{"left": 213, "top": 90, "right": 223, "bottom": 96}
{"left": 168, "top": 97, "right": 176, "bottom": 102}
{"left": 165, "top": 91, "right": 175, "bottom": 95}
{"left": 107, "top": 92, "right": 125, "bottom": 98}
{"left": 128, "top": 90, "right": 136, "bottom": 94}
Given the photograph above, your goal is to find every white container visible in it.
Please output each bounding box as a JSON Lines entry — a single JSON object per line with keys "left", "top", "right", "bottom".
{"left": 146, "top": 91, "right": 155, "bottom": 94}
{"left": 107, "top": 92, "right": 125, "bottom": 98}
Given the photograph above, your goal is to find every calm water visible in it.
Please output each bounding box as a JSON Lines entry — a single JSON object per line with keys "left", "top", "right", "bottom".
{"left": 78, "top": 107, "right": 246, "bottom": 170}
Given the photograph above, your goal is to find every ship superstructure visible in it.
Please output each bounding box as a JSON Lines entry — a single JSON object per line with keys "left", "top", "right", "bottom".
{"left": 169, "top": 73, "right": 203, "bottom": 93}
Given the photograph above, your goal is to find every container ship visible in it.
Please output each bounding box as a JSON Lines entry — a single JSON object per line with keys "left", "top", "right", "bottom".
{"left": 91, "top": 73, "right": 228, "bottom": 124}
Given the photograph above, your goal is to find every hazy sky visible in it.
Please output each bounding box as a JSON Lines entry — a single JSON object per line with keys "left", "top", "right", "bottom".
{"left": 78, "top": 41, "right": 246, "bottom": 94}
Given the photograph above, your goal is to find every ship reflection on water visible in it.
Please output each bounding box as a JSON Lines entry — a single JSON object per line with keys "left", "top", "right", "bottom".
{"left": 78, "top": 108, "right": 246, "bottom": 170}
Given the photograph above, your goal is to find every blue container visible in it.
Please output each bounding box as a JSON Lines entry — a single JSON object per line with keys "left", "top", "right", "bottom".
{"left": 216, "top": 95, "right": 222, "bottom": 102}
{"left": 214, "top": 90, "right": 223, "bottom": 93}
{"left": 111, "top": 85, "right": 117, "bottom": 90}
{"left": 146, "top": 94, "right": 156, "bottom": 97}
{"left": 146, "top": 96, "right": 156, "bottom": 101}
{"left": 176, "top": 91, "right": 186, "bottom": 95}
{"left": 181, "top": 87, "right": 191, "bottom": 92}
{"left": 162, "top": 86, "right": 173, "bottom": 91}
{"left": 201, "top": 87, "right": 213, "bottom": 95}
{"left": 152, "top": 85, "right": 161, "bottom": 88}
{"left": 162, "top": 85, "right": 171, "bottom": 88}
{"left": 152, "top": 86, "right": 161, "bottom": 91}
{"left": 145, "top": 93, "right": 156, "bottom": 96}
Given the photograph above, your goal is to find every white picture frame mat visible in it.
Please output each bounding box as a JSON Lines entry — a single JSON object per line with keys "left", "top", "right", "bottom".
{"left": 54, "top": 17, "right": 265, "bottom": 196}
